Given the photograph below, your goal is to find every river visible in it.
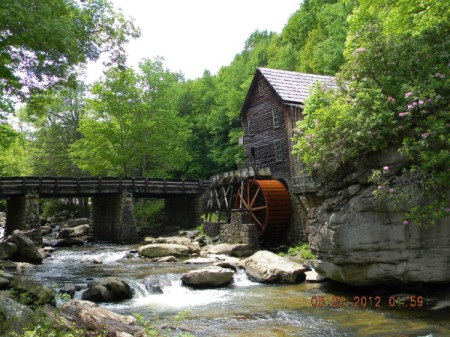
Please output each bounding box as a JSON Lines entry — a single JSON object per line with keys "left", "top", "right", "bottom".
{"left": 21, "top": 243, "right": 449, "bottom": 337}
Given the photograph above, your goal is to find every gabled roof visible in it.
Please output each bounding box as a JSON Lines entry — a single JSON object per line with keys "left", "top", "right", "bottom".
{"left": 242, "top": 67, "right": 337, "bottom": 112}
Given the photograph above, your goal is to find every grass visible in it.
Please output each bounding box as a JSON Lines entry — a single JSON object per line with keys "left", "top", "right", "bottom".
{"left": 279, "top": 243, "right": 316, "bottom": 261}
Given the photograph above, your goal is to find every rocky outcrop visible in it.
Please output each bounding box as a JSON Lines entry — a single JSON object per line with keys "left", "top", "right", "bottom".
{"left": 5, "top": 230, "right": 43, "bottom": 264}
{"left": 138, "top": 243, "right": 190, "bottom": 258}
{"left": 308, "top": 149, "right": 450, "bottom": 286}
{"left": 241, "top": 250, "right": 306, "bottom": 284}
{"left": 59, "top": 300, "right": 144, "bottom": 336}
{"left": 81, "top": 277, "right": 133, "bottom": 303}
{"left": 181, "top": 267, "right": 234, "bottom": 288}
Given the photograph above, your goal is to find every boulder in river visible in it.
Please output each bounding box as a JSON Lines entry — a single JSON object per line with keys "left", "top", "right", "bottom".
{"left": 40, "top": 225, "right": 52, "bottom": 236}
{"left": 82, "top": 277, "right": 133, "bottom": 303}
{"left": 5, "top": 230, "right": 43, "bottom": 264}
{"left": 60, "top": 300, "right": 145, "bottom": 336}
{"left": 203, "top": 243, "right": 255, "bottom": 257}
{"left": 241, "top": 250, "right": 306, "bottom": 284}
{"left": 181, "top": 267, "right": 235, "bottom": 288}
{"left": 0, "top": 241, "right": 18, "bottom": 260}
{"left": 0, "top": 298, "right": 34, "bottom": 336}
{"left": 0, "top": 270, "right": 13, "bottom": 289}
{"left": 146, "top": 236, "right": 201, "bottom": 254}
{"left": 138, "top": 243, "right": 190, "bottom": 258}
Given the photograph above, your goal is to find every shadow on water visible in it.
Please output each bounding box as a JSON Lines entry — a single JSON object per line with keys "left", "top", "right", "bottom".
{"left": 23, "top": 243, "right": 450, "bottom": 337}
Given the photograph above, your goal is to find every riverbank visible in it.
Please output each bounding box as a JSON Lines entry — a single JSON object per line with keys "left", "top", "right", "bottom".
{"left": 1, "top": 237, "right": 449, "bottom": 336}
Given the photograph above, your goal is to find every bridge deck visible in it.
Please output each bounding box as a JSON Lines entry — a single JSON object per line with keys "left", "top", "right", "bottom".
{"left": 0, "top": 177, "right": 209, "bottom": 198}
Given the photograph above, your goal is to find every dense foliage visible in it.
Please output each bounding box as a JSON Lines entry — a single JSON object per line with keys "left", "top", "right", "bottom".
{"left": 1, "top": 0, "right": 447, "bottom": 225}
{"left": 0, "top": 0, "right": 139, "bottom": 114}
{"left": 293, "top": 0, "right": 449, "bottom": 225}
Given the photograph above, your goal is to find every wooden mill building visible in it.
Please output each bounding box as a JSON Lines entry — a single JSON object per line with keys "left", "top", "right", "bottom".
{"left": 240, "top": 67, "right": 336, "bottom": 243}
{"left": 241, "top": 67, "right": 336, "bottom": 191}
{"left": 206, "top": 67, "right": 336, "bottom": 245}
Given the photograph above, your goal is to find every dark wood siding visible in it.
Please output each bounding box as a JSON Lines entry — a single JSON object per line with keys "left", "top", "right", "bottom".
{"left": 242, "top": 74, "right": 294, "bottom": 187}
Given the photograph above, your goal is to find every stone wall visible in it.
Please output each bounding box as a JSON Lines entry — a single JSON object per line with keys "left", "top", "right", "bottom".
{"left": 220, "top": 210, "right": 260, "bottom": 248}
{"left": 5, "top": 194, "right": 42, "bottom": 244}
{"left": 203, "top": 221, "right": 222, "bottom": 238}
{"left": 91, "top": 193, "right": 138, "bottom": 243}
{"left": 286, "top": 193, "right": 324, "bottom": 245}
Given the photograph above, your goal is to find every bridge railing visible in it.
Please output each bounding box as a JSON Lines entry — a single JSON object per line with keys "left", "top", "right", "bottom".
{"left": 0, "top": 177, "right": 209, "bottom": 197}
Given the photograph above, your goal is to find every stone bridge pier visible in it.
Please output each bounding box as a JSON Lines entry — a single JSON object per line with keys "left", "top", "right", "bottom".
{"left": 5, "top": 194, "right": 42, "bottom": 244}
{"left": 91, "top": 193, "right": 138, "bottom": 243}
{"left": 164, "top": 193, "right": 206, "bottom": 228}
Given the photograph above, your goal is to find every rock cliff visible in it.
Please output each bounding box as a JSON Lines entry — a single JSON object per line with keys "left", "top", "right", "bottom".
{"left": 307, "top": 150, "right": 450, "bottom": 286}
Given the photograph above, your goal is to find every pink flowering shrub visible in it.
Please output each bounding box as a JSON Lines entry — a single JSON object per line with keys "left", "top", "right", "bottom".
{"left": 293, "top": 1, "right": 449, "bottom": 226}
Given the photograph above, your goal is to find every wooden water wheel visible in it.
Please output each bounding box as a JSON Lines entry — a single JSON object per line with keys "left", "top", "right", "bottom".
{"left": 235, "top": 179, "right": 290, "bottom": 241}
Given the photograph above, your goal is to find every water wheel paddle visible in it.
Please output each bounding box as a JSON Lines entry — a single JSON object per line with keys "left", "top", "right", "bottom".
{"left": 235, "top": 179, "right": 291, "bottom": 241}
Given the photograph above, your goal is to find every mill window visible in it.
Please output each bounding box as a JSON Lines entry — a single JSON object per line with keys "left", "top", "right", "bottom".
{"left": 272, "top": 108, "right": 280, "bottom": 129}
{"left": 274, "top": 140, "right": 282, "bottom": 162}
{"left": 258, "top": 83, "right": 264, "bottom": 96}
{"left": 248, "top": 119, "right": 255, "bottom": 136}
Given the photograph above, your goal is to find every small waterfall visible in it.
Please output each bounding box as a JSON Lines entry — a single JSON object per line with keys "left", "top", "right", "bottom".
{"left": 0, "top": 227, "right": 4, "bottom": 240}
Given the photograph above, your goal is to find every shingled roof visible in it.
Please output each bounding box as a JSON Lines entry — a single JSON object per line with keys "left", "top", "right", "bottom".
{"left": 242, "top": 68, "right": 337, "bottom": 113}
{"left": 258, "top": 67, "right": 336, "bottom": 105}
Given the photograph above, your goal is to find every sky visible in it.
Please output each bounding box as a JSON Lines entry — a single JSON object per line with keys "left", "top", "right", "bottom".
{"left": 87, "top": 0, "right": 301, "bottom": 81}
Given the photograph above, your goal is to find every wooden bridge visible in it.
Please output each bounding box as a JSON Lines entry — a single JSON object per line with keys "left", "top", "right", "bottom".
{"left": 0, "top": 176, "right": 209, "bottom": 198}
{"left": 0, "top": 176, "right": 209, "bottom": 244}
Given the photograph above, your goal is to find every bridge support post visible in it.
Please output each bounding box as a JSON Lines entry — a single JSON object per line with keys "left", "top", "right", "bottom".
{"left": 164, "top": 193, "right": 206, "bottom": 229}
{"left": 6, "top": 194, "right": 42, "bottom": 244}
{"left": 91, "top": 193, "right": 138, "bottom": 243}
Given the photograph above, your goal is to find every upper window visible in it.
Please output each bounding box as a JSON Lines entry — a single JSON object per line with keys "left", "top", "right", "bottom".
{"left": 272, "top": 108, "right": 280, "bottom": 129}
{"left": 248, "top": 119, "right": 255, "bottom": 136}
{"left": 258, "top": 83, "right": 264, "bottom": 96}
{"left": 274, "top": 140, "right": 282, "bottom": 162}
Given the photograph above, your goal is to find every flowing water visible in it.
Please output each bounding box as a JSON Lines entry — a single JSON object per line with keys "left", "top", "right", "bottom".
{"left": 24, "top": 243, "right": 450, "bottom": 337}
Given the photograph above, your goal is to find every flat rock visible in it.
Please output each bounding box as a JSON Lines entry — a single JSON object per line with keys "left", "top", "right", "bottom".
{"left": 184, "top": 257, "right": 213, "bottom": 264}
{"left": 138, "top": 243, "right": 190, "bottom": 258}
{"left": 181, "top": 267, "right": 234, "bottom": 288}
{"left": 156, "top": 256, "right": 178, "bottom": 263}
{"left": 146, "top": 236, "right": 201, "bottom": 254}
{"left": 242, "top": 250, "right": 306, "bottom": 284}
{"left": 203, "top": 243, "right": 255, "bottom": 257}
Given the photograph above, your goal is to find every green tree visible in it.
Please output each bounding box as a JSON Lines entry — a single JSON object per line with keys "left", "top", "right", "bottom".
{"left": 71, "top": 60, "right": 190, "bottom": 177}
{"left": 21, "top": 84, "right": 87, "bottom": 175}
{"left": 0, "top": 0, "right": 139, "bottom": 114}
{"left": 279, "top": 0, "right": 357, "bottom": 75}
{"left": 0, "top": 124, "right": 32, "bottom": 176}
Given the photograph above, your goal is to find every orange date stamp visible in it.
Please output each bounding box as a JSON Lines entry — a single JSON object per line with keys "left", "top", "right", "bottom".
{"left": 310, "top": 295, "right": 426, "bottom": 308}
